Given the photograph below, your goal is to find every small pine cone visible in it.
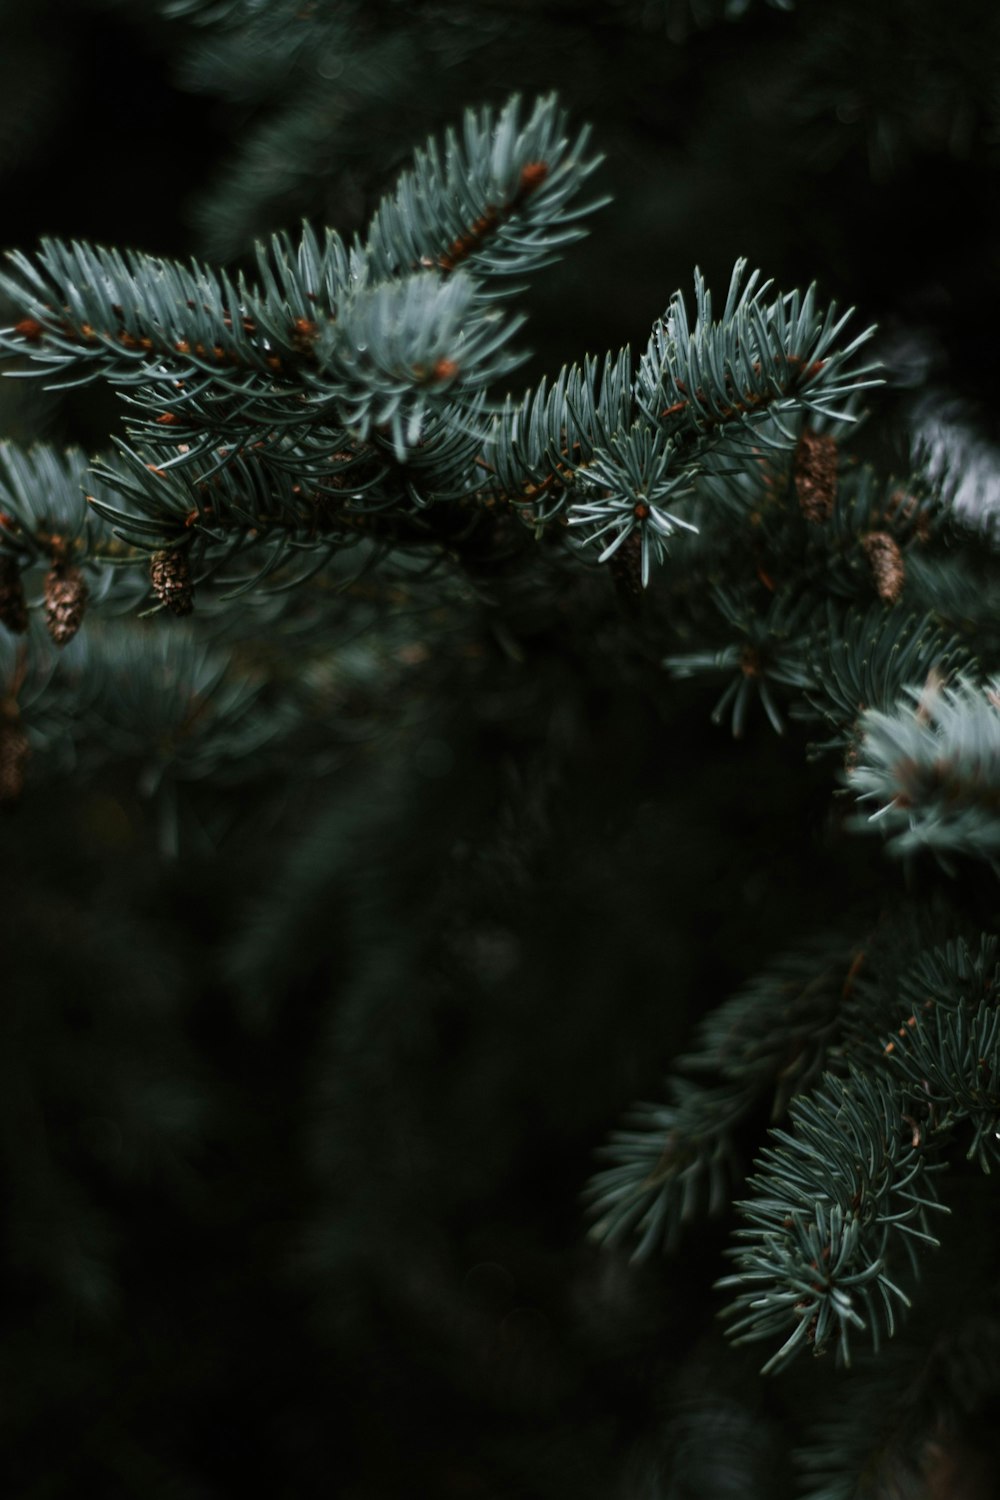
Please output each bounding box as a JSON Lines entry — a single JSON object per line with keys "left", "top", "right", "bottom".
{"left": 794, "top": 430, "right": 838, "bottom": 524}
{"left": 0, "top": 718, "right": 29, "bottom": 803}
{"left": 44, "top": 562, "right": 88, "bottom": 646}
{"left": 863, "top": 530, "right": 906, "bottom": 603}
{"left": 150, "top": 548, "right": 194, "bottom": 616}
{"left": 0, "top": 554, "right": 28, "bottom": 634}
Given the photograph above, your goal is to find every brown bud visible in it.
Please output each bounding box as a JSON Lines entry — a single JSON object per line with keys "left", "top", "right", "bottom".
{"left": 519, "top": 162, "right": 549, "bottom": 192}
{"left": 862, "top": 530, "right": 906, "bottom": 603}
{"left": 794, "top": 430, "right": 838, "bottom": 524}
{"left": 43, "top": 562, "right": 88, "bottom": 645}
{"left": 149, "top": 549, "right": 194, "bottom": 617}
{"left": 0, "top": 554, "right": 28, "bottom": 634}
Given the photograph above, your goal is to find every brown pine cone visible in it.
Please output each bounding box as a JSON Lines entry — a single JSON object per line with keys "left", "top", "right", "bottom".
{"left": 0, "top": 554, "right": 28, "bottom": 634}
{"left": 149, "top": 548, "right": 195, "bottom": 616}
{"left": 862, "top": 530, "right": 906, "bottom": 603}
{"left": 794, "top": 430, "right": 838, "bottom": 524}
{"left": 44, "top": 562, "right": 88, "bottom": 645}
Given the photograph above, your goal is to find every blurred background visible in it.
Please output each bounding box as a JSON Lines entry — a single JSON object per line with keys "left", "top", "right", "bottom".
{"left": 2, "top": 1, "right": 1000, "bottom": 1495}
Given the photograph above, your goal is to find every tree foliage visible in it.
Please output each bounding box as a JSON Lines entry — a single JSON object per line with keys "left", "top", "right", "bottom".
{"left": 5, "top": 2, "right": 1000, "bottom": 1495}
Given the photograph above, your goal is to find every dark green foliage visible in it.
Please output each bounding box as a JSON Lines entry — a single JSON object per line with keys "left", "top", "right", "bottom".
{"left": 588, "top": 939, "right": 853, "bottom": 1256}
{"left": 849, "top": 679, "right": 1000, "bottom": 867}
{"left": 720, "top": 1066, "right": 947, "bottom": 1372}
{"left": 4, "top": 2, "right": 1000, "bottom": 1496}
{"left": 797, "top": 1313, "right": 1000, "bottom": 1499}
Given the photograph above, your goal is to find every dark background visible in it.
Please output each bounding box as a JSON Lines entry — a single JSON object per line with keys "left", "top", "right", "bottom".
{"left": 2, "top": 2, "right": 1000, "bottom": 1495}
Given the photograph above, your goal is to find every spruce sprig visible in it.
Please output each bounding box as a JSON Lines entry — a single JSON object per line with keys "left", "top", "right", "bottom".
{"left": 880, "top": 937, "right": 1000, "bottom": 1171}
{"left": 848, "top": 675, "right": 1000, "bottom": 867}
{"left": 793, "top": 603, "right": 972, "bottom": 756}
{"left": 363, "top": 93, "right": 606, "bottom": 286}
{"left": 587, "top": 941, "right": 854, "bottom": 1259}
{"left": 0, "top": 99, "right": 880, "bottom": 600}
{"left": 718, "top": 1067, "right": 947, "bottom": 1373}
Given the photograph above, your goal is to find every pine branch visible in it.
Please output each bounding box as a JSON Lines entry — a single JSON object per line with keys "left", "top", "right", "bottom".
{"left": 0, "top": 615, "right": 288, "bottom": 792}
{"left": 485, "top": 349, "right": 633, "bottom": 521}
{"left": 587, "top": 939, "right": 856, "bottom": 1259}
{"left": 718, "top": 934, "right": 1000, "bottom": 1375}
{"left": 793, "top": 604, "right": 972, "bottom": 757}
{"left": 719, "top": 1067, "right": 947, "bottom": 1373}
{"left": 488, "top": 260, "right": 879, "bottom": 583}
{"left": 664, "top": 588, "right": 818, "bottom": 736}
{"left": 364, "top": 93, "right": 606, "bottom": 286}
{"left": 0, "top": 98, "right": 880, "bottom": 604}
{"left": 567, "top": 425, "right": 699, "bottom": 585}
{"left": 0, "top": 441, "right": 127, "bottom": 568}
{"left": 634, "top": 261, "right": 880, "bottom": 440}
{"left": 848, "top": 675, "right": 1000, "bottom": 867}
{"left": 0, "top": 234, "right": 521, "bottom": 466}
{"left": 879, "top": 936, "right": 1000, "bottom": 1171}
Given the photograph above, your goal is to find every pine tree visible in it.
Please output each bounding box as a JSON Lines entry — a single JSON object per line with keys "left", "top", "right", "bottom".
{"left": 4, "top": 2, "right": 1000, "bottom": 1495}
